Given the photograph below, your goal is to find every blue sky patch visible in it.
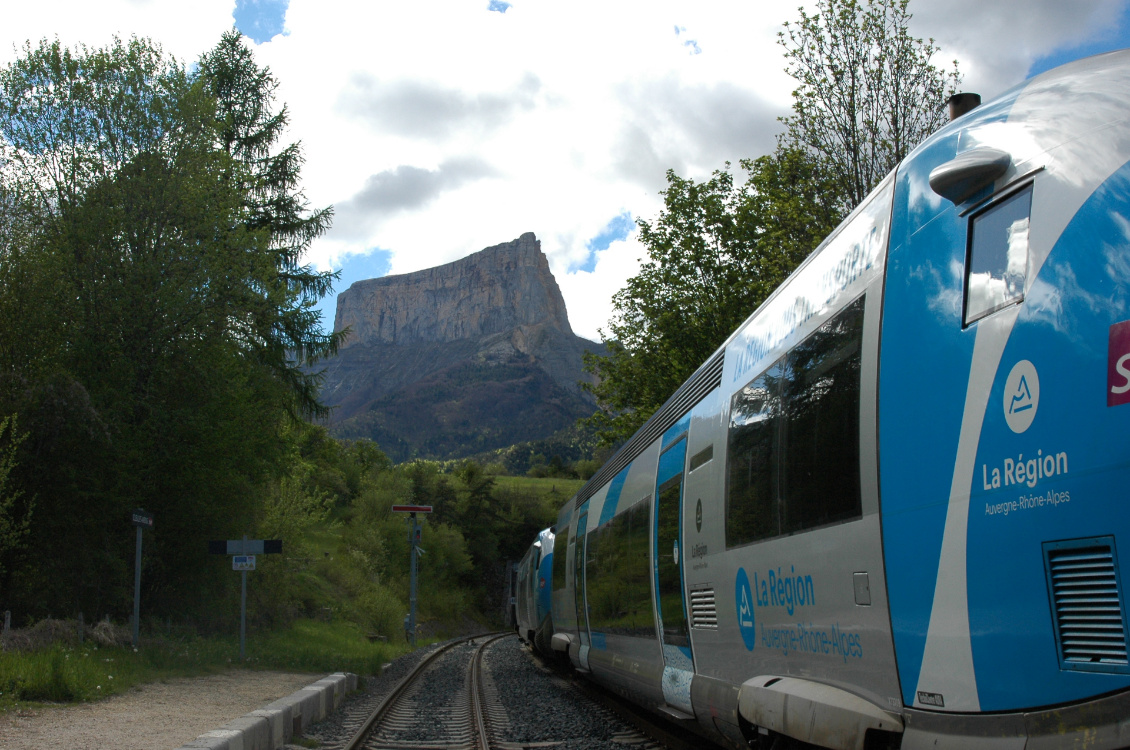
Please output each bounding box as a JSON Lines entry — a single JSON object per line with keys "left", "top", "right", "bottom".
{"left": 234, "top": 0, "right": 289, "bottom": 44}
{"left": 488, "top": 0, "right": 511, "bottom": 13}
{"left": 313, "top": 248, "right": 394, "bottom": 334}
{"left": 674, "top": 26, "right": 702, "bottom": 55}
{"left": 573, "top": 212, "right": 633, "bottom": 273}
{"left": 1027, "top": 6, "right": 1130, "bottom": 78}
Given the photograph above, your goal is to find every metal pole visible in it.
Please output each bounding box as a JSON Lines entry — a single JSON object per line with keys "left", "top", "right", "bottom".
{"left": 132, "top": 525, "right": 142, "bottom": 649}
{"left": 408, "top": 513, "right": 418, "bottom": 647}
{"left": 240, "top": 534, "right": 247, "bottom": 660}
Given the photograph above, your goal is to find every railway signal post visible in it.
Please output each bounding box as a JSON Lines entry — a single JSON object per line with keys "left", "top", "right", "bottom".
{"left": 392, "top": 505, "right": 432, "bottom": 646}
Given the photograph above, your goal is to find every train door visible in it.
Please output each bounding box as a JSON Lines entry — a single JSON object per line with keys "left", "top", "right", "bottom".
{"left": 654, "top": 437, "right": 694, "bottom": 715}
{"left": 573, "top": 502, "right": 591, "bottom": 671}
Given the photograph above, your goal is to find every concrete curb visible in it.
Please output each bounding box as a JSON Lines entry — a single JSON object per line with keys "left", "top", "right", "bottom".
{"left": 175, "top": 671, "right": 358, "bottom": 750}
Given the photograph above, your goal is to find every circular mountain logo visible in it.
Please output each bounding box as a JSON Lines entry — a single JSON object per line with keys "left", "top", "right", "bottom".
{"left": 1004, "top": 360, "right": 1039, "bottom": 433}
{"left": 695, "top": 499, "right": 702, "bottom": 532}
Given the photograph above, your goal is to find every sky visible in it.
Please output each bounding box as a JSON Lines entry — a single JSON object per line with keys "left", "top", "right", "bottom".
{"left": 4, "top": 0, "right": 1130, "bottom": 342}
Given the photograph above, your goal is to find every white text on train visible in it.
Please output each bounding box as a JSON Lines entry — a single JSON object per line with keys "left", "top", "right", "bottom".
{"left": 982, "top": 449, "right": 1068, "bottom": 490}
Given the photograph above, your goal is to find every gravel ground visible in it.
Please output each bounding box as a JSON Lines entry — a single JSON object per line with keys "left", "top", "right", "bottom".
{"left": 486, "top": 637, "right": 646, "bottom": 749}
{"left": 0, "top": 669, "right": 318, "bottom": 750}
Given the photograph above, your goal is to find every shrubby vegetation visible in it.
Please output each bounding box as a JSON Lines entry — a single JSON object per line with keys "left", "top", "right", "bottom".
{"left": 235, "top": 428, "right": 569, "bottom": 641}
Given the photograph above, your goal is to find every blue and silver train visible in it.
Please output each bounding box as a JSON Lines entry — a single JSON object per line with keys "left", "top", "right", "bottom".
{"left": 514, "top": 526, "right": 555, "bottom": 653}
{"left": 515, "top": 50, "right": 1130, "bottom": 749}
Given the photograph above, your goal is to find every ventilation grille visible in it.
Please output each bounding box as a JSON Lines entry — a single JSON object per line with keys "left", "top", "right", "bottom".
{"left": 571, "top": 350, "right": 724, "bottom": 510}
{"left": 690, "top": 588, "right": 717, "bottom": 629}
{"left": 1045, "top": 538, "right": 1129, "bottom": 672}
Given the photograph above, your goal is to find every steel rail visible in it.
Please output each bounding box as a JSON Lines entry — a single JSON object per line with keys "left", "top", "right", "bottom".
{"left": 343, "top": 631, "right": 512, "bottom": 750}
{"left": 468, "top": 633, "right": 510, "bottom": 750}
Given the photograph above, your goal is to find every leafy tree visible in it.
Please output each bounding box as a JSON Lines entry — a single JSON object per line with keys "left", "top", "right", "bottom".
{"left": 0, "top": 36, "right": 338, "bottom": 621}
{"left": 583, "top": 149, "right": 841, "bottom": 445}
{"left": 779, "top": 0, "right": 961, "bottom": 207}
{"left": 0, "top": 415, "right": 31, "bottom": 585}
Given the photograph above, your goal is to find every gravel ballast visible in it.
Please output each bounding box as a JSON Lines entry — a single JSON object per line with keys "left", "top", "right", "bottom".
{"left": 485, "top": 636, "right": 647, "bottom": 749}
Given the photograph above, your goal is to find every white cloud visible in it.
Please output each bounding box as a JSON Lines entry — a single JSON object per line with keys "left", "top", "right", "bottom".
{"left": 0, "top": 0, "right": 233, "bottom": 65}
{"left": 2, "top": 0, "right": 1125, "bottom": 341}
{"left": 909, "top": 0, "right": 1125, "bottom": 96}
{"left": 333, "top": 157, "right": 500, "bottom": 240}
{"left": 556, "top": 233, "right": 646, "bottom": 343}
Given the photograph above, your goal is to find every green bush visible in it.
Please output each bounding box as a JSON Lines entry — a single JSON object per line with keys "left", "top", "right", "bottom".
{"left": 353, "top": 585, "right": 405, "bottom": 638}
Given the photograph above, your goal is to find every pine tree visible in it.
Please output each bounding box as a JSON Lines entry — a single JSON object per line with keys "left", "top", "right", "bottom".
{"left": 197, "top": 30, "right": 343, "bottom": 417}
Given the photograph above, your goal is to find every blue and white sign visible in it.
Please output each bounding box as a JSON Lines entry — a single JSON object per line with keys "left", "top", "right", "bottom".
{"left": 232, "top": 555, "right": 256, "bottom": 571}
{"left": 735, "top": 567, "right": 756, "bottom": 651}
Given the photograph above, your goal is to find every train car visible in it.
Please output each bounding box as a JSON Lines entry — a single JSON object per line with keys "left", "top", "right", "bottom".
{"left": 515, "top": 526, "right": 555, "bottom": 653}
{"left": 536, "top": 50, "right": 1130, "bottom": 750}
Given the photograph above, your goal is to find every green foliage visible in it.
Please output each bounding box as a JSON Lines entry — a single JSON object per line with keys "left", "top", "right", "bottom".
{"left": 0, "top": 35, "right": 338, "bottom": 624}
{"left": 779, "top": 0, "right": 961, "bottom": 207}
{"left": 583, "top": 149, "right": 842, "bottom": 446}
{"left": 316, "top": 457, "right": 566, "bottom": 638}
{"left": 0, "top": 416, "right": 31, "bottom": 584}
{"left": 465, "top": 420, "right": 608, "bottom": 477}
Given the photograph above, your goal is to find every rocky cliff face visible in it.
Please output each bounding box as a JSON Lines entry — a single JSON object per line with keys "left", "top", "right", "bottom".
{"left": 318, "top": 233, "right": 603, "bottom": 461}
{"left": 335, "top": 232, "right": 573, "bottom": 347}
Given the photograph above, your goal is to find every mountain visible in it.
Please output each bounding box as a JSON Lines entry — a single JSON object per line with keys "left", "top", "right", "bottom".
{"left": 317, "top": 232, "right": 604, "bottom": 461}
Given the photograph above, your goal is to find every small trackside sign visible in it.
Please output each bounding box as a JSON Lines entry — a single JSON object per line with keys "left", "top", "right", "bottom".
{"left": 232, "top": 555, "right": 256, "bottom": 571}
{"left": 391, "top": 505, "right": 433, "bottom": 513}
{"left": 1109, "top": 320, "right": 1130, "bottom": 407}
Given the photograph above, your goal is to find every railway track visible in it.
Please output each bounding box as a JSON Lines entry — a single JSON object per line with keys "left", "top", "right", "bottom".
{"left": 303, "top": 633, "right": 706, "bottom": 750}
{"left": 342, "top": 632, "right": 506, "bottom": 750}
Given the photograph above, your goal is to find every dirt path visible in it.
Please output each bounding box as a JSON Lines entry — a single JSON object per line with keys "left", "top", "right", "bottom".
{"left": 0, "top": 669, "right": 318, "bottom": 750}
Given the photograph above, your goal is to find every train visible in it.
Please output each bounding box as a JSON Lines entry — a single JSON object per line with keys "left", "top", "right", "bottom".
{"left": 514, "top": 526, "right": 555, "bottom": 653}
{"left": 513, "top": 50, "right": 1130, "bottom": 749}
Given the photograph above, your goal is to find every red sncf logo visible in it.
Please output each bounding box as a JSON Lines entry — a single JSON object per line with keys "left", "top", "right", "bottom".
{"left": 1109, "top": 320, "right": 1130, "bottom": 407}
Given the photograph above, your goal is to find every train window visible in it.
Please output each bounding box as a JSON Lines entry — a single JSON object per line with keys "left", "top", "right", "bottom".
{"left": 725, "top": 297, "right": 865, "bottom": 547}
{"left": 574, "top": 509, "right": 588, "bottom": 632}
{"left": 552, "top": 523, "right": 569, "bottom": 591}
{"left": 964, "top": 185, "right": 1033, "bottom": 325}
{"left": 584, "top": 497, "right": 655, "bottom": 639}
{"left": 689, "top": 444, "right": 714, "bottom": 472}
{"left": 656, "top": 476, "right": 690, "bottom": 646}
{"left": 623, "top": 498, "right": 655, "bottom": 638}
{"left": 779, "top": 297, "right": 864, "bottom": 533}
{"left": 726, "top": 363, "right": 782, "bottom": 547}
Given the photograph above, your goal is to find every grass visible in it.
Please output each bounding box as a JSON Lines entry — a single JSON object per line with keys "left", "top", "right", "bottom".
{"left": 244, "top": 618, "right": 409, "bottom": 675}
{"left": 0, "top": 618, "right": 411, "bottom": 710}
